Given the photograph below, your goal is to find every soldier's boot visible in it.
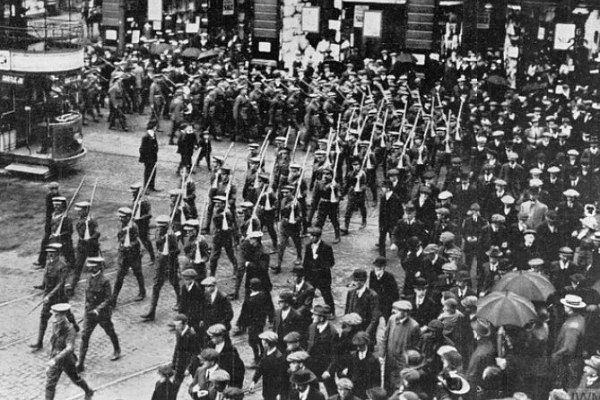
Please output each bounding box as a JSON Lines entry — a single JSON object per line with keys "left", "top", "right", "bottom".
{"left": 29, "top": 326, "right": 45, "bottom": 352}
{"left": 76, "top": 345, "right": 87, "bottom": 372}
{"left": 360, "top": 218, "right": 367, "bottom": 230}
{"left": 133, "top": 273, "right": 146, "bottom": 302}
{"left": 341, "top": 222, "right": 350, "bottom": 235}
{"left": 141, "top": 291, "right": 159, "bottom": 321}
{"left": 108, "top": 329, "right": 121, "bottom": 361}
{"left": 75, "top": 378, "right": 94, "bottom": 399}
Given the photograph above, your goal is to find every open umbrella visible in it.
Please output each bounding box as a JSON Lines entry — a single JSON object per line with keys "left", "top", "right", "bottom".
{"left": 150, "top": 42, "right": 173, "bottom": 55}
{"left": 181, "top": 47, "right": 201, "bottom": 58}
{"left": 477, "top": 291, "right": 537, "bottom": 327}
{"left": 397, "top": 52, "right": 416, "bottom": 64}
{"left": 492, "top": 270, "right": 555, "bottom": 302}
{"left": 197, "top": 49, "right": 219, "bottom": 61}
{"left": 486, "top": 75, "right": 510, "bottom": 87}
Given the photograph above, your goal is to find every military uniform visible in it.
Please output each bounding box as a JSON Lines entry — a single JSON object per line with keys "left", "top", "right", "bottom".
{"left": 112, "top": 207, "right": 146, "bottom": 306}
{"left": 131, "top": 184, "right": 155, "bottom": 263}
{"left": 142, "top": 215, "right": 182, "bottom": 321}
{"left": 30, "top": 245, "right": 77, "bottom": 351}
{"left": 45, "top": 304, "right": 94, "bottom": 400}
{"left": 49, "top": 206, "right": 75, "bottom": 267}
{"left": 77, "top": 257, "right": 120, "bottom": 371}
{"left": 71, "top": 202, "right": 100, "bottom": 290}
{"left": 308, "top": 171, "right": 341, "bottom": 241}
{"left": 342, "top": 163, "right": 367, "bottom": 233}
{"left": 208, "top": 197, "right": 239, "bottom": 277}
{"left": 276, "top": 186, "right": 303, "bottom": 273}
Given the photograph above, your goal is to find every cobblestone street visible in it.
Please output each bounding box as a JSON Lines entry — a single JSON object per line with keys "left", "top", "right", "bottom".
{"left": 0, "top": 114, "right": 404, "bottom": 399}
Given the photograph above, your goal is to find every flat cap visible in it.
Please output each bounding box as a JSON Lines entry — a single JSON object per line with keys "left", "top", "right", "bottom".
{"left": 337, "top": 378, "right": 354, "bottom": 390}
{"left": 207, "top": 323, "right": 228, "bottom": 336}
{"left": 283, "top": 331, "right": 302, "bottom": 343}
{"left": 209, "top": 369, "right": 231, "bottom": 382}
{"left": 117, "top": 206, "right": 132, "bottom": 216}
{"left": 258, "top": 330, "right": 278, "bottom": 342}
{"left": 393, "top": 300, "right": 413, "bottom": 311}
{"left": 182, "top": 269, "right": 198, "bottom": 278}
{"left": 201, "top": 276, "right": 217, "bottom": 286}
{"left": 287, "top": 350, "right": 310, "bottom": 362}
{"left": 340, "top": 312, "right": 363, "bottom": 326}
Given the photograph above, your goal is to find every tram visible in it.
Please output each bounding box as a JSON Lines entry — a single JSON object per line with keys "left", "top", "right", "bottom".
{"left": 0, "top": 16, "right": 86, "bottom": 178}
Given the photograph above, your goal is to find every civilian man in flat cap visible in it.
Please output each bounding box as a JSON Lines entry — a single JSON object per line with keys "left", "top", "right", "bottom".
{"left": 337, "top": 331, "right": 381, "bottom": 399}
{"left": 303, "top": 227, "right": 336, "bottom": 314}
{"left": 172, "top": 313, "right": 201, "bottom": 395}
{"left": 307, "top": 304, "right": 339, "bottom": 395}
{"left": 368, "top": 256, "right": 400, "bottom": 322}
{"left": 112, "top": 206, "right": 146, "bottom": 306}
{"left": 329, "top": 378, "right": 362, "bottom": 400}
{"left": 249, "top": 331, "right": 286, "bottom": 400}
{"left": 201, "top": 276, "right": 234, "bottom": 331}
{"left": 380, "top": 300, "right": 421, "bottom": 392}
{"left": 206, "top": 323, "right": 245, "bottom": 388}
{"left": 345, "top": 269, "right": 380, "bottom": 339}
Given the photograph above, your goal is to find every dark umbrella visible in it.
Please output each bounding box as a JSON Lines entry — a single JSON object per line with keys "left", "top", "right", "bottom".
{"left": 486, "top": 75, "right": 510, "bottom": 87}
{"left": 323, "top": 60, "right": 345, "bottom": 75}
{"left": 522, "top": 81, "right": 548, "bottom": 93}
{"left": 197, "top": 49, "right": 219, "bottom": 61}
{"left": 181, "top": 47, "right": 201, "bottom": 58}
{"left": 150, "top": 42, "right": 172, "bottom": 55}
{"left": 492, "top": 270, "right": 555, "bottom": 302}
{"left": 397, "top": 52, "right": 416, "bottom": 64}
{"left": 477, "top": 291, "right": 537, "bottom": 327}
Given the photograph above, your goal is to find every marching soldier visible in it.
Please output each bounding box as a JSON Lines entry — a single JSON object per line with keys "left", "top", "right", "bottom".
{"left": 148, "top": 74, "right": 166, "bottom": 131}
{"left": 275, "top": 185, "right": 303, "bottom": 273}
{"left": 48, "top": 196, "right": 75, "bottom": 267}
{"left": 130, "top": 183, "right": 155, "bottom": 263}
{"left": 35, "top": 182, "right": 60, "bottom": 269}
{"left": 308, "top": 167, "right": 341, "bottom": 243}
{"left": 141, "top": 215, "right": 181, "bottom": 322}
{"left": 183, "top": 219, "right": 211, "bottom": 284}
{"left": 77, "top": 257, "right": 121, "bottom": 372}
{"left": 108, "top": 76, "right": 129, "bottom": 131}
{"left": 44, "top": 303, "right": 95, "bottom": 400}
{"left": 284, "top": 163, "right": 309, "bottom": 234}
{"left": 203, "top": 165, "right": 236, "bottom": 234}
{"left": 30, "top": 243, "right": 78, "bottom": 352}
{"left": 112, "top": 207, "right": 146, "bottom": 306}
{"left": 256, "top": 173, "right": 279, "bottom": 250}
{"left": 341, "top": 158, "right": 367, "bottom": 235}
{"left": 208, "top": 196, "right": 239, "bottom": 277}
{"left": 71, "top": 201, "right": 101, "bottom": 290}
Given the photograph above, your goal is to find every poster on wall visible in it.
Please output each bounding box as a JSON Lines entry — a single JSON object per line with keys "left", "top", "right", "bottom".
{"left": 553, "top": 23, "right": 576, "bottom": 51}
{"left": 302, "top": 7, "right": 321, "bottom": 33}
{"left": 223, "top": 0, "right": 234, "bottom": 16}
{"left": 147, "top": 0, "right": 163, "bottom": 21}
{"left": 353, "top": 5, "right": 369, "bottom": 28}
{"left": 363, "top": 10, "right": 382, "bottom": 38}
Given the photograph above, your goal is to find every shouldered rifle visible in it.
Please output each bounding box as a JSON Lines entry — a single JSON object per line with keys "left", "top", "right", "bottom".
{"left": 83, "top": 178, "right": 99, "bottom": 240}
{"left": 54, "top": 176, "right": 86, "bottom": 237}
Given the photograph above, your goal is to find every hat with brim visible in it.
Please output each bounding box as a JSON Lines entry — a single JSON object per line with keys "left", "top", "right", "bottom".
{"left": 290, "top": 370, "right": 317, "bottom": 385}
{"left": 46, "top": 243, "right": 63, "bottom": 252}
{"left": 560, "top": 294, "right": 586, "bottom": 308}
{"left": 439, "top": 372, "right": 471, "bottom": 395}
{"left": 50, "top": 303, "right": 71, "bottom": 313}
{"left": 311, "top": 304, "right": 332, "bottom": 317}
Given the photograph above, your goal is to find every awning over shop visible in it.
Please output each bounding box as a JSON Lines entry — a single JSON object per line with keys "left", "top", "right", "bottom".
{"left": 343, "top": 0, "right": 406, "bottom": 4}
{"left": 439, "top": 0, "right": 463, "bottom": 6}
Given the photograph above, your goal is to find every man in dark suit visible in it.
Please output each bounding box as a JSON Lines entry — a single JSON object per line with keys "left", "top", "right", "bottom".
{"left": 450, "top": 271, "right": 477, "bottom": 306}
{"left": 478, "top": 246, "right": 508, "bottom": 295}
{"left": 307, "top": 305, "right": 339, "bottom": 396}
{"left": 392, "top": 203, "right": 428, "bottom": 258}
{"left": 402, "top": 237, "right": 426, "bottom": 296}
{"left": 172, "top": 314, "right": 200, "bottom": 395}
{"left": 206, "top": 324, "right": 246, "bottom": 388}
{"left": 250, "top": 331, "right": 286, "bottom": 400}
{"left": 139, "top": 126, "right": 159, "bottom": 191}
{"left": 408, "top": 278, "right": 440, "bottom": 326}
{"left": 289, "top": 370, "right": 325, "bottom": 400}
{"left": 201, "top": 277, "right": 234, "bottom": 331}
{"left": 549, "top": 247, "right": 578, "bottom": 290}
{"left": 345, "top": 269, "right": 381, "bottom": 339}
{"left": 378, "top": 180, "right": 403, "bottom": 257}
{"left": 273, "top": 290, "right": 303, "bottom": 349}
{"left": 303, "top": 228, "right": 336, "bottom": 315}
{"left": 291, "top": 267, "right": 315, "bottom": 333}
{"left": 368, "top": 256, "right": 399, "bottom": 322}
{"left": 177, "top": 269, "right": 204, "bottom": 334}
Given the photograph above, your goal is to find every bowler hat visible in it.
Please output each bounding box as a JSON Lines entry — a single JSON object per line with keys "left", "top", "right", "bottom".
{"left": 290, "top": 370, "right": 317, "bottom": 385}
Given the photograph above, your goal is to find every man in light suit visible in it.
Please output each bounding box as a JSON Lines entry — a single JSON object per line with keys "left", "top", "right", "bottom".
{"left": 519, "top": 179, "right": 548, "bottom": 229}
{"left": 303, "top": 228, "right": 336, "bottom": 315}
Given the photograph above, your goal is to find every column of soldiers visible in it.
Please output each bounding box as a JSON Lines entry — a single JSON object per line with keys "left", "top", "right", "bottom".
{"left": 34, "top": 42, "right": 600, "bottom": 400}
